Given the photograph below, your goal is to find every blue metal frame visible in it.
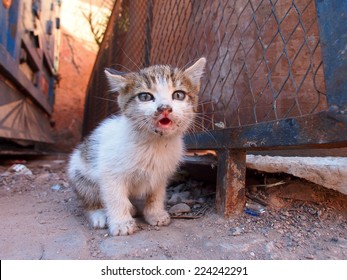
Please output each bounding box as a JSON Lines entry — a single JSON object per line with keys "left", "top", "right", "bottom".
{"left": 6, "top": 0, "right": 20, "bottom": 58}
{"left": 315, "top": 0, "right": 347, "bottom": 111}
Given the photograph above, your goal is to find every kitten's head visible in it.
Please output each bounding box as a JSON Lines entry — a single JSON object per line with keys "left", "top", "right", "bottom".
{"left": 105, "top": 58, "right": 206, "bottom": 137}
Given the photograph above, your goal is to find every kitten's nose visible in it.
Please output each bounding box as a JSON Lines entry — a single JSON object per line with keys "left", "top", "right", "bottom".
{"left": 157, "top": 105, "right": 173, "bottom": 115}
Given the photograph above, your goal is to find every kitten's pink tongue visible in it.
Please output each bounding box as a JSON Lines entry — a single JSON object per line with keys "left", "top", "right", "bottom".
{"left": 158, "top": 117, "right": 172, "bottom": 128}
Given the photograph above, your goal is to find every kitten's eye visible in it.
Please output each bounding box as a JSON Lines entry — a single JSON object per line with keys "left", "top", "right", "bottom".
{"left": 172, "top": 90, "right": 186, "bottom": 101}
{"left": 138, "top": 92, "right": 154, "bottom": 102}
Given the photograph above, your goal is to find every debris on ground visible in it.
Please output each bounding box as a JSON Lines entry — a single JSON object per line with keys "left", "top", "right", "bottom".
{"left": 166, "top": 177, "right": 215, "bottom": 219}
{"left": 4, "top": 164, "right": 33, "bottom": 176}
{"left": 51, "top": 184, "right": 62, "bottom": 191}
{"left": 0, "top": 156, "right": 346, "bottom": 260}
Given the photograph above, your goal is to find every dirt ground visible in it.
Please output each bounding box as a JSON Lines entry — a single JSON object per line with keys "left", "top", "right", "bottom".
{"left": 0, "top": 156, "right": 346, "bottom": 260}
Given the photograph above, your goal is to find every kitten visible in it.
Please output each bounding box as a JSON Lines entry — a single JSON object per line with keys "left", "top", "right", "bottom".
{"left": 67, "top": 58, "right": 206, "bottom": 236}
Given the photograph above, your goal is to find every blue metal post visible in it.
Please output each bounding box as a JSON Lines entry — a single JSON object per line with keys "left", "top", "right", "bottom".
{"left": 315, "top": 0, "right": 347, "bottom": 111}
{"left": 6, "top": 0, "right": 20, "bottom": 58}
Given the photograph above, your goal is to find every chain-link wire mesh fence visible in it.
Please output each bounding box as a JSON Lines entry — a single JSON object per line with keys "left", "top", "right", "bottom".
{"left": 82, "top": 0, "right": 346, "bottom": 216}
{"left": 84, "top": 0, "right": 327, "bottom": 135}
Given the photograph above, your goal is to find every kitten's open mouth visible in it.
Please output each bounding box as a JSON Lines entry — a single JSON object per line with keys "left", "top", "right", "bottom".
{"left": 158, "top": 117, "right": 172, "bottom": 128}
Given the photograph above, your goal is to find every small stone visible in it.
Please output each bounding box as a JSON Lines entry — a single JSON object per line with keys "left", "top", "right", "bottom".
{"left": 169, "top": 203, "right": 191, "bottom": 215}
{"left": 330, "top": 237, "right": 339, "bottom": 243}
{"left": 173, "top": 184, "right": 185, "bottom": 193}
{"left": 215, "top": 121, "right": 225, "bottom": 128}
{"left": 249, "top": 185, "right": 258, "bottom": 194}
{"left": 215, "top": 218, "right": 225, "bottom": 225}
{"left": 230, "top": 227, "right": 243, "bottom": 236}
{"left": 51, "top": 185, "right": 61, "bottom": 191}
{"left": 168, "top": 191, "right": 190, "bottom": 205}
{"left": 35, "top": 173, "right": 51, "bottom": 183}
{"left": 61, "top": 181, "right": 69, "bottom": 188}
{"left": 91, "top": 251, "right": 98, "bottom": 257}
{"left": 51, "top": 184, "right": 61, "bottom": 191}
{"left": 53, "top": 160, "right": 66, "bottom": 164}
{"left": 192, "top": 188, "right": 202, "bottom": 198}
{"left": 8, "top": 164, "right": 33, "bottom": 175}
{"left": 250, "top": 252, "right": 255, "bottom": 257}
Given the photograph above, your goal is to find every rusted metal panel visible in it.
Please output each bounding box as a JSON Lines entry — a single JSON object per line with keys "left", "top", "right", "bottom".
{"left": 216, "top": 149, "right": 246, "bottom": 217}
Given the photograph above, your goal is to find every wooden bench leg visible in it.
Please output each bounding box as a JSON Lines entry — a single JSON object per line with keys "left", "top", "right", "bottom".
{"left": 216, "top": 149, "right": 246, "bottom": 217}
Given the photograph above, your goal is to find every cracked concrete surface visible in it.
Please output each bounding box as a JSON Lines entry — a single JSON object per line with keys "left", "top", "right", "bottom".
{"left": 247, "top": 156, "right": 347, "bottom": 195}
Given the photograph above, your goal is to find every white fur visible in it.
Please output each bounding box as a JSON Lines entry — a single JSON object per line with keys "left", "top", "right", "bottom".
{"left": 68, "top": 115, "right": 184, "bottom": 235}
{"left": 68, "top": 58, "right": 206, "bottom": 236}
{"left": 87, "top": 209, "right": 107, "bottom": 228}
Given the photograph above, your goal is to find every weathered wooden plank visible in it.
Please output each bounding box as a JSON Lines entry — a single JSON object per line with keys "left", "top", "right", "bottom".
{"left": 216, "top": 149, "right": 246, "bottom": 217}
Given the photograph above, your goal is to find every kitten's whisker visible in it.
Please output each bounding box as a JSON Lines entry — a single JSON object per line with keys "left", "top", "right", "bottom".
{"left": 193, "top": 115, "right": 215, "bottom": 125}
{"left": 95, "top": 96, "right": 117, "bottom": 103}
{"left": 197, "top": 100, "right": 215, "bottom": 106}
{"left": 178, "top": 113, "right": 215, "bottom": 138}
{"left": 132, "top": 117, "right": 151, "bottom": 132}
{"left": 190, "top": 127, "right": 218, "bottom": 146}
{"left": 186, "top": 119, "right": 214, "bottom": 132}
{"left": 187, "top": 121, "right": 218, "bottom": 146}
{"left": 192, "top": 119, "right": 214, "bottom": 130}
{"left": 185, "top": 127, "right": 217, "bottom": 149}
{"left": 181, "top": 58, "right": 201, "bottom": 72}
{"left": 105, "top": 88, "right": 120, "bottom": 94}
{"left": 176, "top": 52, "right": 187, "bottom": 68}
{"left": 120, "top": 48, "right": 141, "bottom": 71}
{"left": 109, "top": 63, "right": 133, "bottom": 73}
{"left": 180, "top": 111, "right": 215, "bottom": 126}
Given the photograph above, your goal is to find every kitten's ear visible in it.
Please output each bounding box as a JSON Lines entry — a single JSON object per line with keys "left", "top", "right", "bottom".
{"left": 184, "top": 57, "right": 206, "bottom": 85}
{"left": 104, "top": 69, "right": 127, "bottom": 92}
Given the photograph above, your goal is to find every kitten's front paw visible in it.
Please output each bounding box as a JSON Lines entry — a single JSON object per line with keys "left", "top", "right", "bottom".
{"left": 108, "top": 219, "right": 139, "bottom": 236}
{"left": 145, "top": 210, "right": 171, "bottom": 226}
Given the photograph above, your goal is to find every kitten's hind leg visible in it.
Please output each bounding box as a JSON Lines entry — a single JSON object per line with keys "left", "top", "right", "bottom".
{"left": 87, "top": 209, "right": 107, "bottom": 229}
{"left": 68, "top": 169, "right": 106, "bottom": 229}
